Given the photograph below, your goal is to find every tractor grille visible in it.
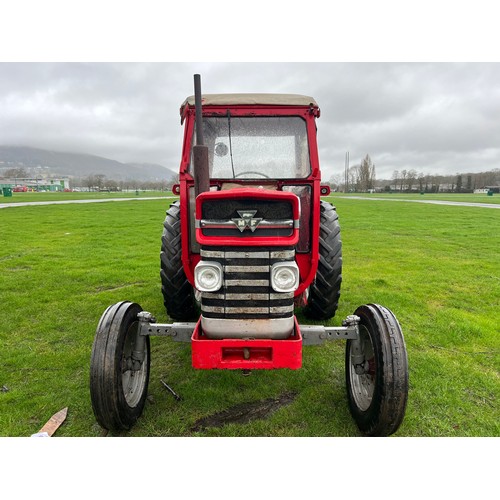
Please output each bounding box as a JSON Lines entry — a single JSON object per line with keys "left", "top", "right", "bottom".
{"left": 200, "top": 246, "right": 295, "bottom": 320}
{"left": 200, "top": 198, "right": 294, "bottom": 238}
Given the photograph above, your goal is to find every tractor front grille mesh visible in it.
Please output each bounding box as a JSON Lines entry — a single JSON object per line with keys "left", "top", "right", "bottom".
{"left": 200, "top": 198, "right": 294, "bottom": 238}
{"left": 200, "top": 246, "right": 295, "bottom": 320}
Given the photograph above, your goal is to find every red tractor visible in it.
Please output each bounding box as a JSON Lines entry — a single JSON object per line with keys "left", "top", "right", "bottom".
{"left": 90, "top": 75, "right": 408, "bottom": 436}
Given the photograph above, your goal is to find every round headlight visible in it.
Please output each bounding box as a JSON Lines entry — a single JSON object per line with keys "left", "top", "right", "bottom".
{"left": 271, "top": 262, "right": 299, "bottom": 293}
{"left": 274, "top": 268, "right": 295, "bottom": 289}
{"left": 198, "top": 268, "right": 219, "bottom": 288}
{"left": 195, "top": 261, "right": 223, "bottom": 292}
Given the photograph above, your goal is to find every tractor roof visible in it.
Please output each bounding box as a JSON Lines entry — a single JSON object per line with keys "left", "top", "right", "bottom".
{"left": 180, "top": 93, "right": 318, "bottom": 113}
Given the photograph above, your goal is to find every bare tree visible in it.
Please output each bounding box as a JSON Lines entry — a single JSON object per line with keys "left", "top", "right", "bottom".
{"left": 84, "top": 175, "right": 96, "bottom": 192}
{"left": 95, "top": 174, "right": 106, "bottom": 191}
{"left": 348, "top": 165, "right": 359, "bottom": 192}
{"left": 417, "top": 172, "right": 425, "bottom": 192}
{"left": 392, "top": 170, "right": 400, "bottom": 191}
{"left": 104, "top": 177, "right": 119, "bottom": 191}
{"left": 432, "top": 175, "right": 443, "bottom": 192}
{"left": 425, "top": 174, "right": 432, "bottom": 192}
{"left": 328, "top": 173, "right": 343, "bottom": 192}
{"left": 357, "top": 154, "right": 376, "bottom": 191}
{"left": 400, "top": 169, "right": 408, "bottom": 191}
{"left": 482, "top": 168, "right": 500, "bottom": 186}
{"left": 407, "top": 169, "right": 417, "bottom": 192}
{"left": 4, "top": 167, "right": 28, "bottom": 178}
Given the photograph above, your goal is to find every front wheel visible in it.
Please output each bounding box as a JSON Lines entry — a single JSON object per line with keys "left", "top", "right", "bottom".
{"left": 345, "top": 304, "right": 408, "bottom": 436}
{"left": 90, "top": 301, "right": 150, "bottom": 431}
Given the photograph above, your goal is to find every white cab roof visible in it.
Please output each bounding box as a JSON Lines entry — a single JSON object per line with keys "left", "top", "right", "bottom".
{"left": 181, "top": 93, "right": 319, "bottom": 109}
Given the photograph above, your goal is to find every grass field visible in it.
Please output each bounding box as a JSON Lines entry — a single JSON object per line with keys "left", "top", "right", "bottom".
{"left": 2, "top": 190, "right": 499, "bottom": 205}
{"left": 0, "top": 195, "right": 498, "bottom": 437}
{"left": 335, "top": 191, "right": 500, "bottom": 204}
{"left": 0, "top": 190, "right": 168, "bottom": 203}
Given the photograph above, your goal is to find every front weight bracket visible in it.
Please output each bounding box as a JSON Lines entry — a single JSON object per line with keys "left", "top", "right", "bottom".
{"left": 137, "top": 311, "right": 196, "bottom": 342}
{"left": 300, "top": 315, "right": 360, "bottom": 345}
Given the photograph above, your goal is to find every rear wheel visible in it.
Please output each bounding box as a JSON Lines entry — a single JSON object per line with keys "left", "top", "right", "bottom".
{"left": 90, "top": 301, "right": 150, "bottom": 431}
{"left": 345, "top": 304, "right": 408, "bottom": 436}
{"left": 160, "top": 201, "right": 198, "bottom": 321}
{"left": 303, "top": 201, "right": 342, "bottom": 320}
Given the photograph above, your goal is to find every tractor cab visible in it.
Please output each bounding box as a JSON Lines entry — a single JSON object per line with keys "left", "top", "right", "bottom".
{"left": 185, "top": 98, "right": 315, "bottom": 181}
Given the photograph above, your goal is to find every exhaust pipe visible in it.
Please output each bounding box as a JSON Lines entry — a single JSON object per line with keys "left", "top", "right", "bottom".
{"left": 193, "top": 74, "right": 210, "bottom": 197}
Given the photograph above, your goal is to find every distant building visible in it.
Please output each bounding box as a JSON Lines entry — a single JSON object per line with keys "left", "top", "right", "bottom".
{"left": 0, "top": 177, "right": 70, "bottom": 192}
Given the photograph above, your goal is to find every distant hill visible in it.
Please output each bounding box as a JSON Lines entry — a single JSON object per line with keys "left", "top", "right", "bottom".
{"left": 0, "top": 146, "right": 177, "bottom": 181}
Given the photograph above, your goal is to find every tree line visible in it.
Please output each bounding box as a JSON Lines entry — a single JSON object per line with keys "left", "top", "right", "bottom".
{"left": 71, "top": 174, "right": 176, "bottom": 192}
{"left": 329, "top": 156, "right": 500, "bottom": 193}
{"left": 330, "top": 154, "right": 377, "bottom": 192}
{"left": 0, "top": 168, "right": 177, "bottom": 192}
{"left": 388, "top": 169, "right": 499, "bottom": 193}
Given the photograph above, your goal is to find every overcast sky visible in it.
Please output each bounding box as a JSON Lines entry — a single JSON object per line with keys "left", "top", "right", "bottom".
{"left": 1, "top": 62, "right": 499, "bottom": 181}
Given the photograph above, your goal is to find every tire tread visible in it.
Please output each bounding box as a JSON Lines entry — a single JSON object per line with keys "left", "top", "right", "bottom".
{"left": 303, "top": 201, "right": 342, "bottom": 320}
{"left": 160, "top": 201, "right": 198, "bottom": 321}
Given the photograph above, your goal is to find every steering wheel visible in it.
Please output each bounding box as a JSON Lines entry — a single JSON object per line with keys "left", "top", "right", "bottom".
{"left": 234, "top": 171, "right": 271, "bottom": 179}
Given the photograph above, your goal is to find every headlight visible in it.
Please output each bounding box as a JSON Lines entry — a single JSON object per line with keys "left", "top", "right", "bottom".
{"left": 270, "top": 262, "right": 299, "bottom": 293}
{"left": 194, "top": 261, "right": 223, "bottom": 292}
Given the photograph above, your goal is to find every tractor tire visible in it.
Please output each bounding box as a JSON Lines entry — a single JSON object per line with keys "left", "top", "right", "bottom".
{"left": 90, "top": 301, "right": 150, "bottom": 431}
{"left": 303, "top": 200, "right": 342, "bottom": 320}
{"left": 160, "top": 201, "right": 198, "bottom": 321}
{"left": 345, "top": 304, "right": 409, "bottom": 436}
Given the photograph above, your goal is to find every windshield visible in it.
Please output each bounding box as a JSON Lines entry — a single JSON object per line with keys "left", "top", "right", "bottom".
{"left": 192, "top": 116, "right": 311, "bottom": 179}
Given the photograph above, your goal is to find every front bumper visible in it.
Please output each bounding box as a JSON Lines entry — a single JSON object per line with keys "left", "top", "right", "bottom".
{"left": 192, "top": 317, "right": 302, "bottom": 369}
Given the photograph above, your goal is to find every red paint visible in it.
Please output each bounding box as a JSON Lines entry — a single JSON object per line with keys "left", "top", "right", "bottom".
{"left": 177, "top": 100, "right": 323, "bottom": 294}
{"left": 195, "top": 187, "right": 300, "bottom": 247}
{"left": 191, "top": 317, "right": 303, "bottom": 370}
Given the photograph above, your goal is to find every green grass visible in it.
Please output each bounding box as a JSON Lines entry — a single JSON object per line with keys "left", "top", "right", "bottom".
{"left": 0, "top": 190, "right": 170, "bottom": 203}
{"left": 0, "top": 196, "right": 498, "bottom": 437}
{"left": 335, "top": 191, "right": 500, "bottom": 204}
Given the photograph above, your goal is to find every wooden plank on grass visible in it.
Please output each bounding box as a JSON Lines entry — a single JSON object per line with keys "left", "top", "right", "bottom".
{"left": 38, "top": 407, "right": 68, "bottom": 436}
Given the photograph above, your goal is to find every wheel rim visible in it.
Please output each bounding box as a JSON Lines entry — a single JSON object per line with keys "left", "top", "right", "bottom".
{"left": 349, "top": 325, "right": 376, "bottom": 411}
{"left": 121, "top": 321, "right": 148, "bottom": 408}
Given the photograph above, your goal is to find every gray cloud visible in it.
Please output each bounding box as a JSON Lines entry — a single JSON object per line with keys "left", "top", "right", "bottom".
{"left": 1, "top": 62, "right": 499, "bottom": 180}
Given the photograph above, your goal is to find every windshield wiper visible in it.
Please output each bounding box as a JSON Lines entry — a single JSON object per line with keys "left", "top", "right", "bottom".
{"left": 227, "top": 110, "right": 235, "bottom": 178}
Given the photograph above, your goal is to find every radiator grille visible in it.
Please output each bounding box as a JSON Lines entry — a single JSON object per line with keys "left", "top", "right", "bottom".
{"left": 200, "top": 246, "right": 295, "bottom": 320}
{"left": 200, "top": 199, "right": 294, "bottom": 238}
